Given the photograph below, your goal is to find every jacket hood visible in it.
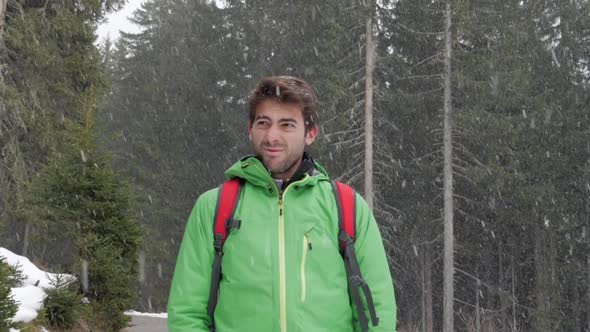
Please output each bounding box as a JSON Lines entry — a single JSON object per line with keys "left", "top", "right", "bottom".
{"left": 224, "top": 154, "right": 330, "bottom": 189}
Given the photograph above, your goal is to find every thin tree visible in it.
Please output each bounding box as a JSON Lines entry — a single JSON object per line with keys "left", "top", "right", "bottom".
{"left": 0, "top": 0, "right": 6, "bottom": 49}
{"left": 0, "top": 0, "right": 6, "bottom": 44}
{"left": 364, "top": 12, "right": 376, "bottom": 210}
{"left": 442, "top": 0, "right": 454, "bottom": 331}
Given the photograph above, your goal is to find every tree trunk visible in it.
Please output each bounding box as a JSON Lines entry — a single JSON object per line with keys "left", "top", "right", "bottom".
{"left": 421, "top": 243, "right": 433, "bottom": 332}
{"left": 476, "top": 278, "right": 481, "bottom": 332}
{"left": 420, "top": 249, "right": 426, "bottom": 332}
{"left": 587, "top": 225, "right": 589, "bottom": 332}
{"left": 363, "top": 14, "right": 375, "bottom": 210}
{"left": 424, "top": 243, "right": 433, "bottom": 332}
{"left": 498, "top": 241, "right": 512, "bottom": 331}
{"left": 498, "top": 242, "right": 505, "bottom": 331}
{"left": 0, "top": 0, "right": 7, "bottom": 40}
{"left": 138, "top": 250, "right": 146, "bottom": 285}
{"left": 22, "top": 221, "right": 30, "bottom": 256}
{"left": 533, "top": 224, "right": 557, "bottom": 331}
{"left": 572, "top": 276, "right": 581, "bottom": 332}
{"left": 442, "top": 0, "right": 454, "bottom": 331}
{"left": 511, "top": 256, "right": 517, "bottom": 332}
{"left": 0, "top": 0, "right": 7, "bottom": 83}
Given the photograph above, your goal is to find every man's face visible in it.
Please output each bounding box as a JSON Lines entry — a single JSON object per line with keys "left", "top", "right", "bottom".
{"left": 248, "top": 99, "right": 317, "bottom": 180}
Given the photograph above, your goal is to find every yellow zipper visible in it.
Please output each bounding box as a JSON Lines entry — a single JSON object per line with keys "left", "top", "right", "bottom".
{"left": 277, "top": 175, "right": 308, "bottom": 332}
{"left": 301, "top": 232, "right": 311, "bottom": 303}
{"left": 278, "top": 194, "right": 287, "bottom": 332}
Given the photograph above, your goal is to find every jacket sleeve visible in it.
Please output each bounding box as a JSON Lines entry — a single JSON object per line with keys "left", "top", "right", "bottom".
{"left": 353, "top": 194, "right": 397, "bottom": 332}
{"left": 167, "top": 189, "right": 217, "bottom": 331}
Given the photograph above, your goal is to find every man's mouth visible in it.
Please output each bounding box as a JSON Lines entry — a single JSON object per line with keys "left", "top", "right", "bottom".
{"left": 263, "top": 147, "right": 283, "bottom": 155}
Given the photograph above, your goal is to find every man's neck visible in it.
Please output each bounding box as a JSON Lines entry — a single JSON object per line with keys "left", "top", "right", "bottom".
{"left": 271, "top": 158, "right": 303, "bottom": 182}
{"left": 270, "top": 152, "right": 315, "bottom": 191}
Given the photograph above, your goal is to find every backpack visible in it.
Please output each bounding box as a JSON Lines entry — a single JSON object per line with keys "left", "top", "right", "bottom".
{"left": 206, "top": 178, "right": 379, "bottom": 332}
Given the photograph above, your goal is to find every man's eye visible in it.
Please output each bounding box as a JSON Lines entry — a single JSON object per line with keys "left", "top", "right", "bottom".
{"left": 283, "top": 123, "right": 296, "bottom": 128}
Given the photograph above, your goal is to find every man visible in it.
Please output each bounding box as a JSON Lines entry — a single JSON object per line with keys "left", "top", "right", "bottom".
{"left": 168, "top": 76, "right": 396, "bottom": 331}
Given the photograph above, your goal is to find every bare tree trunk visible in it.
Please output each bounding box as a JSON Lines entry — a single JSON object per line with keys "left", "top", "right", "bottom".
{"left": 587, "top": 225, "right": 590, "bottom": 332}
{"left": 442, "top": 0, "right": 454, "bottom": 331}
{"left": 22, "top": 221, "right": 30, "bottom": 256}
{"left": 511, "top": 256, "right": 517, "bottom": 332}
{"left": 499, "top": 242, "right": 513, "bottom": 332}
{"left": 138, "top": 250, "right": 146, "bottom": 285}
{"left": 475, "top": 277, "right": 480, "bottom": 332}
{"left": 572, "top": 276, "right": 581, "bottom": 332}
{"left": 0, "top": 0, "right": 7, "bottom": 83}
{"left": 533, "top": 225, "right": 548, "bottom": 331}
{"left": 0, "top": 0, "right": 7, "bottom": 40}
{"left": 421, "top": 248, "right": 426, "bottom": 332}
{"left": 424, "top": 243, "right": 433, "bottom": 332}
{"left": 421, "top": 243, "right": 433, "bottom": 332}
{"left": 363, "top": 14, "right": 375, "bottom": 210}
{"left": 533, "top": 224, "right": 558, "bottom": 331}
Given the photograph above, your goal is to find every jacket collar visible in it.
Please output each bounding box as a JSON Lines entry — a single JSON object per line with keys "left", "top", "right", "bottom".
{"left": 224, "top": 153, "right": 329, "bottom": 190}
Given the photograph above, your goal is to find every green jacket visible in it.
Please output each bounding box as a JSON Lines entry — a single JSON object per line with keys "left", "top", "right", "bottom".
{"left": 168, "top": 156, "right": 396, "bottom": 331}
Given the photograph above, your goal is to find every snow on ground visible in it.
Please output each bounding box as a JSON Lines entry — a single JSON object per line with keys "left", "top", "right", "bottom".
{"left": 1, "top": 247, "right": 76, "bottom": 328}
{"left": 1, "top": 247, "right": 166, "bottom": 331}
{"left": 0, "top": 248, "right": 76, "bottom": 289}
{"left": 10, "top": 286, "right": 46, "bottom": 323}
{"left": 125, "top": 310, "right": 168, "bottom": 319}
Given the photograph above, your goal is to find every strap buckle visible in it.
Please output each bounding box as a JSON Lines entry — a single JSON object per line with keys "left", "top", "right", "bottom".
{"left": 339, "top": 230, "right": 354, "bottom": 246}
{"left": 349, "top": 275, "right": 367, "bottom": 288}
{"left": 226, "top": 217, "right": 241, "bottom": 230}
{"left": 213, "top": 234, "right": 223, "bottom": 253}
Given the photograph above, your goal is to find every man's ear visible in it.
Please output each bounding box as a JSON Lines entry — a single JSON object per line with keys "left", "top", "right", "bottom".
{"left": 248, "top": 121, "right": 253, "bottom": 141}
{"left": 304, "top": 125, "right": 318, "bottom": 146}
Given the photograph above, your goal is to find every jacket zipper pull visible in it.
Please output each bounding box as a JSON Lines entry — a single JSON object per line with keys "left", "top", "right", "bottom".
{"left": 305, "top": 233, "right": 312, "bottom": 251}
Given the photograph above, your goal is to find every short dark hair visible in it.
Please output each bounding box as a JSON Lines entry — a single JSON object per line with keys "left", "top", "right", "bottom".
{"left": 247, "top": 76, "right": 319, "bottom": 132}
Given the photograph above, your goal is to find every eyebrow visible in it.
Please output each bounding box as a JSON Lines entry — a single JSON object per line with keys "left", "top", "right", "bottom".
{"left": 254, "top": 115, "right": 297, "bottom": 123}
{"left": 254, "top": 115, "right": 270, "bottom": 121}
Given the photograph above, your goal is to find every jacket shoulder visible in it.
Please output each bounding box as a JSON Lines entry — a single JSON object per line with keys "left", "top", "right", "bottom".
{"left": 185, "top": 186, "right": 221, "bottom": 232}
{"left": 194, "top": 186, "right": 220, "bottom": 210}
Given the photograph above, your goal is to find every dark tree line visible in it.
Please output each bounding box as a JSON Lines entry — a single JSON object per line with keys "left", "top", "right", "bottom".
{"left": 0, "top": 0, "right": 142, "bottom": 328}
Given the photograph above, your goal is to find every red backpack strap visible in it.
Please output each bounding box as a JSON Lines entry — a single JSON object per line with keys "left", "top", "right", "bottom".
{"left": 207, "top": 178, "right": 243, "bottom": 331}
{"left": 213, "top": 178, "right": 242, "bottom": 246}
{"left": 333, "top": 181, "right": 356, "bottom": 252}
{"left": 332, "top": 181, "right": 379, "bottom": 332}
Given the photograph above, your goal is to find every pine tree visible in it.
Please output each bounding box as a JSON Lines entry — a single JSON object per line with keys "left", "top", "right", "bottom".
{"left": 377, "top": 0, "right": 447, "bottom": 328}
{"left": 0, "top": 0, "right": 126, "bottom": 255}
{"left": 28, "top": 117, "right": 142, "bottom": 329}
{"left": 0, "top": 257, "right": 18, "bottom": 331}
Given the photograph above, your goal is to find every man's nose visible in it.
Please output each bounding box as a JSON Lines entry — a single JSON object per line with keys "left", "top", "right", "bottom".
{"left": 265, "top": 124, "right": 281, "bottom": 142}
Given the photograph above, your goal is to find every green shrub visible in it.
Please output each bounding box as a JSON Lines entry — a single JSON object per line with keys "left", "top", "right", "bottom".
{"left": 6, "top": 262, "right": 26, "bottom": 288}
{"left": 84, "top": 241, "right": 136, "bottom": 330}
{"left": 42, "top": 275, "right": 82, "bottom": 329}
{"left": 0, "top": 257, "right": 18, "bottom": 331}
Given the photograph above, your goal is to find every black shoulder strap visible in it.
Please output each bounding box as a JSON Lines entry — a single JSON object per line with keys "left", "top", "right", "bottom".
{"left": 207, "top": 178, "right": 243, "bottom": 331}
{"left": 332, "top": 181, "right": 379, "bottom": 332}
